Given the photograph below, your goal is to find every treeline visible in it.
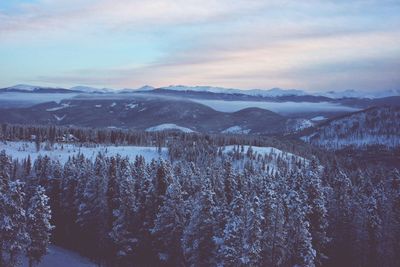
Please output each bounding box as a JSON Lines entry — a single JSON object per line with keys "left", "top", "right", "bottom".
{"left": 1, "top": 139, "right": 400, "bottom": 266}
{"left": 0, "top": 122, "right": 327, "bottom": 165}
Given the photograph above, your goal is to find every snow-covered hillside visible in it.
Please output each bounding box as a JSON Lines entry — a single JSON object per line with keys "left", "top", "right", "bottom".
{"left": 222, "top": 145, "right": 310, "bottom": 174}
{"left": 302, "top": 107, "right": 400, "bottom": 149}
{"left": 146, "top": 123, "right": 195, "bottom": 133}
{"left": 221, "top": 126, "right": 251, "bottom": 134}
{"left": 0, "top": 141, "right": 167, "bottom": 163}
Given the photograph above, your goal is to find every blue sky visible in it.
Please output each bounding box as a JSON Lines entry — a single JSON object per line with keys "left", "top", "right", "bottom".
{"left": 0, "top": 0, "right": 399, "bottom": 92}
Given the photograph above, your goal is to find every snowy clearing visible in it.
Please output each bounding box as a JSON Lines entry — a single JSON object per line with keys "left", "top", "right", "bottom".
{"left": 46, "top": 103, "right": 72, "bottom": 112}
{"left": 21, "top": 245, "right": 96, "bottom": 267}
{"left": 221, "top": 126, "right": 251, "bottom": 134}
{"left": 310, "top": 115, "right": 326, "bottom": 121}
{"left": 0, "top": 141, "right": 167, "bottom": 163}
{"left": 146, "top": 123, "right": 195, "bottom": 133}
{"left": 125, "top": 103, "right": 138, "bottom": 109}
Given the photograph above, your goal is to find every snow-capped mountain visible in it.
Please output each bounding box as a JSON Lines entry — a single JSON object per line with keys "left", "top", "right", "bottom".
{"left": 6, "top": 84, "right": 45, "bottom": 91}
{"left": 316, "top": 89, "right": 400, "bottom": 99}
{"left": 69, "top": 86, "right": 114, "bottom": 93}
{"left": 2, "top": 83, "right": 399, "bottom": 99}
{"left": 159, "top": 85, "right": 307, "bottom": 97}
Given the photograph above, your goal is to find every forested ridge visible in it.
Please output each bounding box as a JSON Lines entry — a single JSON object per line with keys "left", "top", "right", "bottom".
{"left": 1, "top": 124, "right": 400, "bottom": 267}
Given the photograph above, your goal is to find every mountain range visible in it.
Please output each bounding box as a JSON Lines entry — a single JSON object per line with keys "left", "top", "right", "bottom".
{"left": 2, "top": 84, "right": 400, "bottom": 99}
{"left": 1, "top": 83, "right": 399, "bottom": 139}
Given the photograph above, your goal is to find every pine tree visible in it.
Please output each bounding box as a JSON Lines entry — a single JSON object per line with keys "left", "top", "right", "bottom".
{"left": 0, "top": 180, "right": 28, "bottom": 267}
{"left": 152, "top": 176, "right": 185, "bottom": 265}
{"left": 217, "top": 192, "right": 245, "bottom": 266}
{"left": 0, "top": 151, "right": 29, "bottom": 267}
{"left": 26, "top": 186, "right": 53, "bottom": 267}
{"left": 109, "top": 158, "right": 137, "bottom": 266}
{"left": 183, "top": 175, "right": 217, "bottom": 266}
{"left": 242, "top": 194, "right": 264, "bottom": 265}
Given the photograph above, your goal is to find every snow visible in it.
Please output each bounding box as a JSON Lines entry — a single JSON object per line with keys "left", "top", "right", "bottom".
{"left": 161, "top": 85, "right": 400, "bottom": 99}
{"left": 221, "top": 126, "right": 251, "bottom": 134}
{"left": 161, "top": 85, "right": 307, "bottom": 97}
{"left": 287, "top": 119, "right": 314, "bottom": 132}
{"left": 316, "top": 89, "right": 400, "bottom": 99}
{"left": 46, "top": 103, "right": 71, "bottom": 111}
{"left": 53, "top": 114, "right": 66, "bottom": 121}
{"left": 159, "top": 85, "right": 400, "bottom": 99}
{"left": 110, "top": 102, "right": 117, "bottom": 107}
{"left": 125, "top": 103, "right": 138, "bottom": 109}
{"left": 191, "top": 99, "right": 360, "bottom": 114}
{"left": 310, "top": 116, "right": 326, "bottom": 121}
{"left": 146, "top": 123, "right": 195, "bottom": 133}
{"left": 70, "top": 86, "right": 114, "bottom": 93}
{"left": 21, "top": 245, "right": 96, "bottom": 267}
{"left": 5, "top": 84, "right": 44, "bottom": 91}
{"left": 95, "top": 104, "right": 102, "bottom": 108}
{"left": 0, "top": 141, "right": 167, "bottom": 163}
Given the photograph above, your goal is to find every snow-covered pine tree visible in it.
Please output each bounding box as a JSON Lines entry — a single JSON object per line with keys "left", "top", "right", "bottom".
{"left": 76, "top": 155, "right": 108, "bottom": 263}
{"left": 0, "top": 181, "right": 28, "bottom": 267}
{"left": 26, "top": 186, "right": 53, "bottom": 267}
{"left": 151, "top": 175, "right": 185, "bottom": 265}
{"left": 216, "top": 192, "right": 245, "bottom": 266}
{"left": 182, "top": 174, "right": 217, "bottom": 267}
{"left": 0, "top": 151, "right": 29, "bottom": 267}
{"left": 242, "top": 194, "right": 264, "bottom": 265}
{"left": 109, "top": 158, "right": 137, "bottom": 266}
{"left": 284, "top": 189, "right": 316, "bottom": 267}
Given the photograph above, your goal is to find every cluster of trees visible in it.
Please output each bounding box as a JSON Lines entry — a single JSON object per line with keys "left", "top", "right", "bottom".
{"left": 0, "top": 151, "right": 53, "bottom": 267}
{"left": 1, "top": 134, "right": 399, "bottom": 266}
{"left": 302, "top": 106, "right": 400, "bottom": 149}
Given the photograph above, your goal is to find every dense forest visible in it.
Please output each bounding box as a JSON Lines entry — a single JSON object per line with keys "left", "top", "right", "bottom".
{"left": 1, "top": 124, "right": 400, "bottom": 267}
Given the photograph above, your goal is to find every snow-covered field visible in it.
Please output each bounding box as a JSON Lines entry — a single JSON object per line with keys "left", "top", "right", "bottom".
{"left": 221, "top": 125, "right": 251, "bottom": 134}
{"left": 146, "top": 123, "right": 195, "bottom": 133}
{"left": 190, "top": 99, "right": 360, "bottom": 114}
{"left": 0, "top": 141, "right": 167, "bottom": 163}
{"left": 21, "top": 245, "right": 96, "bottom": 267}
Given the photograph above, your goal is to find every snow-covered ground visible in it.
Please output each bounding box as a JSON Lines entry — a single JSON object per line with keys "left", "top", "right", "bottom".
{"left": 190, "top": 99, "right": 360, "bottom": 114}
{"left": 310, "top": 115, "right": 326, "bottom": 121}
{"left": 0, "top": 141, "right": 167, "bottom": 163}
{"left": 21, "top": 245, "right": 96, "bottom": 267}
{"left": 46, "top": 103, "right": 72, "bottom": 112}
{"left": 146, "top": 123, "right": 195, "bottom": 133}
{"left": 221, "top": 126, "right": 251, "bottom": 134}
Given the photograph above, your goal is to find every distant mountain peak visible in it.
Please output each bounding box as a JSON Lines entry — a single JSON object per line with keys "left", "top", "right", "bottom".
{"left": 136, "top": 85, "right": 155, "bottom": 91}
{"left": 158, "top": 85, "right": 307, "bottom": 97}
{"left": 7, "top": 84, "right": 46, "bottom": 91}
{"left": 69, "top": 86, "right": 114, "bottom": 93}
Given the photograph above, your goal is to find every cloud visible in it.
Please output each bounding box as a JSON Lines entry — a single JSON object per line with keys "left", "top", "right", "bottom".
{"left": 1, "top": 0, "right": 399, "bottom": 90}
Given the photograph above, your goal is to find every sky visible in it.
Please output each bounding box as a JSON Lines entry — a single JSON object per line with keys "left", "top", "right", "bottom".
{"left": 0, "top": 0, "right": 399, "bottom": 92}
